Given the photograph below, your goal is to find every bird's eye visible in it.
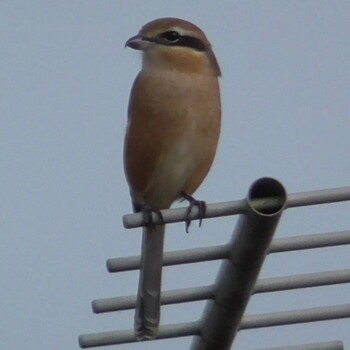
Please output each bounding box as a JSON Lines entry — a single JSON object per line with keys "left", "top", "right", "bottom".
{"left": 160, "top": 31, "right": 180, "bottom": 43}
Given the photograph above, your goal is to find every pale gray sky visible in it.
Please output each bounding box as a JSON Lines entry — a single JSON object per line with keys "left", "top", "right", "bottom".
{"left": 2, "top": 1, "right": 350, "bottom": 349}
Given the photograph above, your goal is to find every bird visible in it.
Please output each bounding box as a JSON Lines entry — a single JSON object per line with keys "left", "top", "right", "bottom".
{"left": 124, "top": 17, "right": 221, "bottom": 340}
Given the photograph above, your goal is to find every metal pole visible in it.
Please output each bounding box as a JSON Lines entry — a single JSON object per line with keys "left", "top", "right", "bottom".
{"left": 190, "top": 177, "right": 287, "bottom": 350}
{"left": 78, "top": 321, "right": 199, "bottom": 348}
{"left": 240, "top": 303, "right": 350, "bottom": 329}
{"left": 106, "top": 230, "right": 350, "bottom": 272}
{"left": 78, "top": 303, "right": 350, "bottom": 347}
{"left": 91, "top": 269, "right": 350, "bottom": 313}
{"left": 122, "top": 186, "right": 350, "bottom": 229}
{"left": 255, "top": 341, "right": 344, "bottom": 350}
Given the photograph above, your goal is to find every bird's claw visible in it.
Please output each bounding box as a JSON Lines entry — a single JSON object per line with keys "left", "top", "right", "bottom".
{"left": 142, "top": 208, "right": 164, "bottom": 229}
{"left": 182, "top": 192, "right": 207, "bottom": 233}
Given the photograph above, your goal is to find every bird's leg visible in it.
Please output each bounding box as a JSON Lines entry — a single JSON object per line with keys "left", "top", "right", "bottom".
{"left": 181, "top": 192, "right": 207, "bottom": 233}
{"left": 142, "top": 206, "right": 164, "bottom": 230}
{"left": 133, "top": 201, "right": 165, "bottom": 229}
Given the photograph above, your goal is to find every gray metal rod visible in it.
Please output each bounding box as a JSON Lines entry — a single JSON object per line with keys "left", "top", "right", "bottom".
{"left": 91, "top": 269, "right": 350, "bottom": 313}
{"left": 78, "top": 321, "right": 199, "bottom": 348}
{"left": 106, "top": 244, "right": 227, "bottom": 272}
{"left": 122, "top": 185, "right": 350, "bottom": 228}
{"left": 254, "top": 268, "right": 350, "bottom": 293}
{"left": 191, "top": 177, "right": 287, "bottom": 350}
{"left": 79, "top": 303, "right": 350, "bottom": 347}
{"left": 270, "top": 230, "right": 350, "bottom": 253}
{"left": 106, "top": 230, "right": 350, "bottom": 272}
{"left": 255, "top": 341, "right": 344, "bottom": 350}
{"left": 240, "top": 303, "right": 350, "bottom": 329}
{"left": 92, "top": 285, "right": 214, "bottom": 313}
{"left": 123, "top": 199, "right": 246, "bottom": 228}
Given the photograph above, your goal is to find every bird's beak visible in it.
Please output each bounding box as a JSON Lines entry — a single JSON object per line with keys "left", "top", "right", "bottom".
{"left": 125, "top": 35, "right": 153, "bottom": 51}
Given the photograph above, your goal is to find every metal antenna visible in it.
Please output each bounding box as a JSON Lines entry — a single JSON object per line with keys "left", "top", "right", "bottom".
{"left": 79, "top": 177, "right": 350, "bottom": 349}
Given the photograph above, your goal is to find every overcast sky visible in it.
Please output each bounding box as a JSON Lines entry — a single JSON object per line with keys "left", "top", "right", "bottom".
{"left": 2, "top": 1, "right": 350, "bottom": 349}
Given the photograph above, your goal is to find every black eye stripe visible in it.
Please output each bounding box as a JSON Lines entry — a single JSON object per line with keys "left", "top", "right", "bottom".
{"left": 160, "top": 31, "right": 180, "bottom": 42}
{"left": 144, "top": 32, "right": 208, "bottom": 52}
{"left": 172, "top": 35, "right": 207, "bottom": 51}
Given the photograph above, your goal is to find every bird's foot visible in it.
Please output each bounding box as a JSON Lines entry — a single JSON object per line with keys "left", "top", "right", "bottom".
{"left": 142, "top": 207, "right": 164, "bottom": 230}
{"left": 181, "top": 192, "right": 207, "bottom": 233}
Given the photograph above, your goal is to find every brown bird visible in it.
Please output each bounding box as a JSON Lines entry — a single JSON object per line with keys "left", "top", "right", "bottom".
{"left": 124, "top": 17, "right": 221, "bottom": 339}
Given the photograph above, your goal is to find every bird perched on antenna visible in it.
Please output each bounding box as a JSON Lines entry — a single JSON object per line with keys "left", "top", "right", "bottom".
{"left": 124, "top": 17, "right": 221, "bottom": 340}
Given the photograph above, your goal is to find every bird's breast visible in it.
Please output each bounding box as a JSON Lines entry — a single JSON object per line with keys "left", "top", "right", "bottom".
{"left": 125, "top": 69, "right": 221, "bottom": 209}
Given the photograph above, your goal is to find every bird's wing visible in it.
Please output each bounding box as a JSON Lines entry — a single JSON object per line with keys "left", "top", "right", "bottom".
{"left": 124, "top": 73, "right": 166, "bottom": 199}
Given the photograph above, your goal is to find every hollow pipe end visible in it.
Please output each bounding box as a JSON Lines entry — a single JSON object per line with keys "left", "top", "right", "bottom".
{"left": 248, "top": 177, "right": 287, "bottom": 216}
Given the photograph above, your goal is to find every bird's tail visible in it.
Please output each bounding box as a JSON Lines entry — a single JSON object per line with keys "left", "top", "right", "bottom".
{"left": 134, "top": 224, "right": 165, "bottom": 340}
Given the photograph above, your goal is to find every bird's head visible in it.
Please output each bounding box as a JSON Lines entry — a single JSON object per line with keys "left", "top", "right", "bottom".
{"left": 125, "top": 18, "right": 221, "bottom": 76}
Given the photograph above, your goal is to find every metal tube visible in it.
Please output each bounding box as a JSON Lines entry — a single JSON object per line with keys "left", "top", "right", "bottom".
{"left": 241, "top": 304, "right": 350, "bottom": 329}
{"left": 255, "top": 341, "right": 344, "bottom": 350}
{"left": 78, "top": 321, "right": 199, "bottom": 348}
{"left": 123, "top": 199, "right": 247, "bottom": 228}
{"left": 91, "top": 269, "right": 350, "bottom": 313}
{"left": 106, "top": 230, "right": 350, "bottom": 272}
{"left": 92, "top": 285, "right": 214, "bottom": 313}
{"left": 190, "top": 177, "right": 287, "bottom": 350}
{"left": 79, "top": 303, "right": 350, "bottom": 347}
{"left": 254, "top": 268, "right": 350, "bottom": 293}
{"left": 270, "top": 230, "right": 350, "bottom": 252}
{"left": 122, "top": 185, "right": 350, "bottom": 229}
{"left": 106, "top": 244, "right": 227, "bottom": 272}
